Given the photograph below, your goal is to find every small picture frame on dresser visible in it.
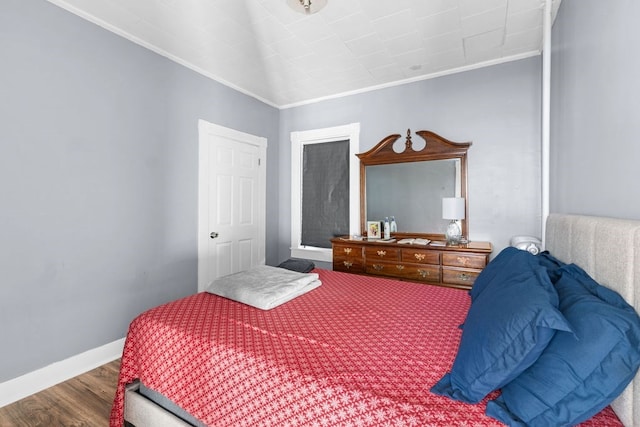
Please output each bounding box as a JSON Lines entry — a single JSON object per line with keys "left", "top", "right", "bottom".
{"left": 367, "top": 221, "right": 381, "bottom": 239}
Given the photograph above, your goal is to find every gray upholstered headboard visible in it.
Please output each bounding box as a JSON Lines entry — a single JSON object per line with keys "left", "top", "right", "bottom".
{"left": 546, "top": 213, "right": 640, "bottom": 427}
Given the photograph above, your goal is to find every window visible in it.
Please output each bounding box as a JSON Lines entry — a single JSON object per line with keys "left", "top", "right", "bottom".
{"left": 291, "top": 123, "right": 360, "bottom": 262}
{"left": 301, "top": 140, "right": 349, "bottom": 248}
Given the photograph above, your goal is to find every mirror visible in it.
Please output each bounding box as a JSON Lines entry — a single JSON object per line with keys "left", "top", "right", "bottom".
{"left": 366, "top": 159, "right": 461, "bottom": 232}
{"left": 358, "top": 130, "right": 471, "bottom": 239}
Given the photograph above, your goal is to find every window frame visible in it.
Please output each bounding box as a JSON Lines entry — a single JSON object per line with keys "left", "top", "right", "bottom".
{"left": 290, "top": 123, "right": 360, "bottom": 262}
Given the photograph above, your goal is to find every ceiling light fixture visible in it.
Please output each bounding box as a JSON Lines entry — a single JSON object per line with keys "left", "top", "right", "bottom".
{"left": 287, "top": 0, "right": 327, "bottom": 15}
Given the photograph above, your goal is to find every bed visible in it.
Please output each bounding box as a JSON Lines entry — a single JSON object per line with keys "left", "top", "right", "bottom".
{"left": 110, "top": 214, "right": 640, "bottom": 427}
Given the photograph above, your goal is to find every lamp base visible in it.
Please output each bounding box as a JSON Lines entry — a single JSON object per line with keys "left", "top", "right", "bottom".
{"left": 445, "top": 220, "right": 462, "bottom": 246}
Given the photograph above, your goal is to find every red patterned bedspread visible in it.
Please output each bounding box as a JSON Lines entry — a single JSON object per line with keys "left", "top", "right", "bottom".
{"left": 110, "top": 269, "right": 622, "bottom": 426}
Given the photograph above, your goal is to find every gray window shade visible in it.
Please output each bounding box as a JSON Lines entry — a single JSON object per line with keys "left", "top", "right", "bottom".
{"left": 301, "top": 140, "right": 349, "bottom": 248}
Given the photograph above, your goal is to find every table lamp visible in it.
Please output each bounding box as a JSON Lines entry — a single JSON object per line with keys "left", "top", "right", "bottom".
{"left": 442, "top": 197, "right": 465, "bottom": 245}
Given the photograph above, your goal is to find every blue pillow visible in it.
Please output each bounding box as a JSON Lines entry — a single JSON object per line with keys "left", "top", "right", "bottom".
{"left": 431, "top": 264, "right": 572, "bottom": 403}
{"left": 536, "top": 251, "right": 565, "bottom": 283}
{"left": 468, "top": 247, "right": 522, "bottom": 301}
{"left": 486, "top": 264, "right": 640, "bottom": 426}
{"left": 471, "top": 248, "right": 566, "bottom": 302}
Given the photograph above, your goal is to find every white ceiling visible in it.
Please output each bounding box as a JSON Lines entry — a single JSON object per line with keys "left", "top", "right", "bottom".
{"left": 48, "top": 0, "right": 562, "bottom": 108}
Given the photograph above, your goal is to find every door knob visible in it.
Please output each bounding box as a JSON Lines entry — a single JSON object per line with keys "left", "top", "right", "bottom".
{"left": 210, "top": 232, "right": 219, "bottom": 239}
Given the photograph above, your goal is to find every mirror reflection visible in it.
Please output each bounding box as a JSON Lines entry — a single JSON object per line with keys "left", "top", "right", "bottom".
{"left": 365, "top": 159, "right": 461, "bottom": 232}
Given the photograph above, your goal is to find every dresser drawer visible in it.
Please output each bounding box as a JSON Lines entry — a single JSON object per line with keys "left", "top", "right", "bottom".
{"left": 334, "top": 258, "right": 365, "bottom": 273}
{"left": 442, "top": 252, "right": 487, "bottom": 269}
{"left": 400, "top": 264, "right": 441, "bottom": 283}
{"left": 401, "top": 248, "right": 440, "bottom": 265}
{"left": 365, "top": 260, "right": 401, "bottom": 278}
{"left": 365, "top": 261, "right": 441, "bottom": 283}
{"left": 442, "top": 267, "right": 480, "bottom": 287}
{"left": 365, "top": 247, "right": 400, "bottom": 261}
{"left": 333, "top": 244, "right": 364, "bottom": 260}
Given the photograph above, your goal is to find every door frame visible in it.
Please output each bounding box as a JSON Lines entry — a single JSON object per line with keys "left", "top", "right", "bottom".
{"left": 197, "top": 119, "right": 267, "bottom": 291}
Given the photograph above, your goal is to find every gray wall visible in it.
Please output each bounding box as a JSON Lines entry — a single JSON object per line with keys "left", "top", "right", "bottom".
{"left": 550, "top": 0, "right": 640, "bottom": 219}
{"left": 0, "top": 0, "right": 278, "bottom": 382}
{"left": 280, "top": 57, "right": 544, "bottom": 267}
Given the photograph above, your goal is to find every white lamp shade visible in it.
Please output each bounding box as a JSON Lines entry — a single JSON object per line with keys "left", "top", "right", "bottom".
{"left": 442, "top": 197, "right": 465, "bottom": 220}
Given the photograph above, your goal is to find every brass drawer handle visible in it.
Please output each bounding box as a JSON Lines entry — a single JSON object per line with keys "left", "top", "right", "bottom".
{"left": 343, "top": 248, "right": 352, "bottom": 254}
{"left": 418, "top": 269, "right": 430, "bottom": 278}
{"left": 372, "top": 264, "right": 384, "bottom": 271}
{"left": 343, "top": 261, "right": 353, "bottom": 269}
{"left": 458, "top": 273, "right": 472, "bottom": 281}
{"left": 376, "top": 250, "right": 387, "bottom": 257}
{"left": 396, "top": 265, "right": 405, "bottom": 271}
{"left": 414, "top": 253, "right": 426, "bottom": 261}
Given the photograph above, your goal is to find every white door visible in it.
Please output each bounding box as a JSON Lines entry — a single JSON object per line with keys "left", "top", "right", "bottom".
{"left": 198, "top": 120, "right": 267, "bottom": 291}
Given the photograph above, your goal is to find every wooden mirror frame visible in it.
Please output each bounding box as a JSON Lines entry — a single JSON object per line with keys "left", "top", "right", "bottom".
{"left": 358, "top": 129, "right": 471, "bottom": 239}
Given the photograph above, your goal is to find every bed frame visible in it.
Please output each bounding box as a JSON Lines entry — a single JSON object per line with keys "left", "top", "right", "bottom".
{"left": 123, "top": 214, "right": 640, "bottom": 427}
{"left": 124, "top": 381, "right": 192, "bottom": 427}
{"left": 546, "top": 213, "right": 640, "bottom": 427}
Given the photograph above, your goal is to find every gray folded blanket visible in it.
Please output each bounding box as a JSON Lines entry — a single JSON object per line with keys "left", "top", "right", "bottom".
{"left": 277, "top": 258, "right": 315, "bottom": 273}
{"left": 205, "top": 265, "right": 321, "bottom": 310}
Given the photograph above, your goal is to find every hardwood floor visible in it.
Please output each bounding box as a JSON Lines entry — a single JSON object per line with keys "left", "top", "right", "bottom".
{"left": 0, "top": 359, "right": 120, "bottom": 427}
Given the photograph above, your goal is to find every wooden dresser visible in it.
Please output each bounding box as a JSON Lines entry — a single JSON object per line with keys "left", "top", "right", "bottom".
{"left": 331, "top": 237, "right": 492, "bottom": 290}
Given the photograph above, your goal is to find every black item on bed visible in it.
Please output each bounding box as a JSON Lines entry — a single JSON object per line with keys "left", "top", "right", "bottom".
{"left": 277, "top": 258, "right": 315, "bottom": 273}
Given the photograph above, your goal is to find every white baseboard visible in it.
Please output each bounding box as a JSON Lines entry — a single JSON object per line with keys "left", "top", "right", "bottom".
{"left": 0, "top": 338, "right": 125, "bottom": 408}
